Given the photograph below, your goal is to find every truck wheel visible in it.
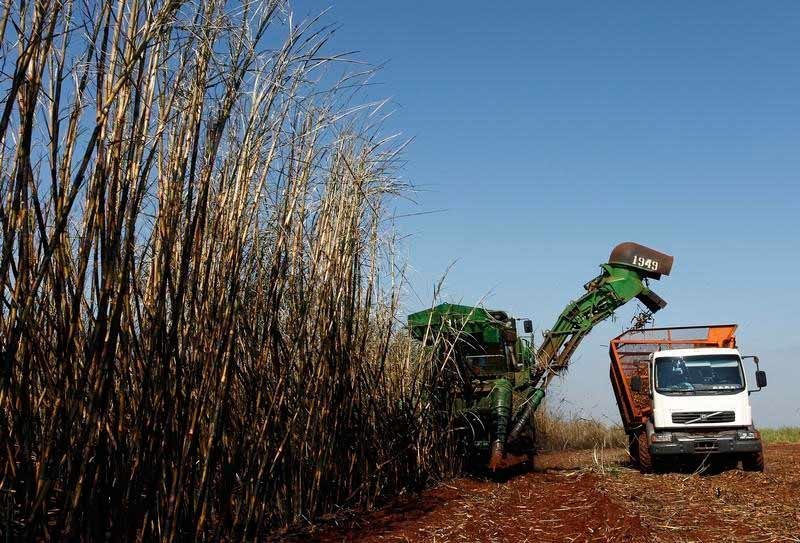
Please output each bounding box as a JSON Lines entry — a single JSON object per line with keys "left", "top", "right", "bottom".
{"left": 742, "top": 451, "right": 765, "bottom": 472}
{"left": 637, "top": 431, "right": 653, "bottom": 473}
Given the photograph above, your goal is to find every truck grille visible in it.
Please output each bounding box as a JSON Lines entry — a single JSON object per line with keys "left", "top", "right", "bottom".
{"left": 671, "top": 411, "right": 735, "bottom": 424}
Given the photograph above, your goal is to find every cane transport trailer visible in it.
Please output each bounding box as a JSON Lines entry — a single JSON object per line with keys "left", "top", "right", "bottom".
{"left": 610, "top": 325, "right": 767, "bottom": 472}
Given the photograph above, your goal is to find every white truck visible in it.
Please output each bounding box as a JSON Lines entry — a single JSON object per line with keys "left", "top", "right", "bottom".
{"left": 610, "top": 325, "right": 767, "bottom": 472}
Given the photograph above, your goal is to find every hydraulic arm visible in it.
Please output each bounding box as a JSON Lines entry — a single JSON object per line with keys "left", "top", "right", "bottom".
{"left": 506, "top": 243, "right": 673, "bottom": 454}
{"left": 532, "top": 243, "right": 673, "bottom": 389}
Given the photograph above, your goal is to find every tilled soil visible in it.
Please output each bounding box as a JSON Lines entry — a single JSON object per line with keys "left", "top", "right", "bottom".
{"left": 306, "top": 444, "right": 800, "bottom": 542}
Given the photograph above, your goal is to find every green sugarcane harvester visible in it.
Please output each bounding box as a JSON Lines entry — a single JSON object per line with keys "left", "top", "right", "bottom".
{"left": 407, "top": 242, "right": 674, "bottom": 470}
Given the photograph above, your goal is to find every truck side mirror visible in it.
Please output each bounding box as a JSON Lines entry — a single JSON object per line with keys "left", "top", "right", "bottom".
{"left": 523, "top": 319, "right": 533, "bottom": 334}
{"left": 755, "top": 370, "right": 767, "bottom": 389}
{"left": 630, "top": 375, "right": 642, "bottom": 393}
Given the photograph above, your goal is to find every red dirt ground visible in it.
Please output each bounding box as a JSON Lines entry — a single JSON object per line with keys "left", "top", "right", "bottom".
{"left": 302, "top": 443, "right": 800, "bottom": 542}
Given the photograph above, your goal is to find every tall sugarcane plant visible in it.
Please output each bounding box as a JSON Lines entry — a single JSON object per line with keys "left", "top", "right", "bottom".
{"left": 0, "top": 1, "right": 459, "bottom": 539}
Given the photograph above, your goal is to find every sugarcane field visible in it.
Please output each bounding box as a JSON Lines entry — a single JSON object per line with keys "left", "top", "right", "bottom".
{"left": 1, "top": 1, "right": 798, "bottom": 541}
{"left": 298, "top": 444, "right": 800, "bottom": 542}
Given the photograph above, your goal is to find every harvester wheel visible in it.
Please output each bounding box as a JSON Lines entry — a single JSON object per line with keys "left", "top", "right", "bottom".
{"left": 637, "top": 431, "right": 653, "bottom": 473}
{"left": 742, "top": 450, "right": 765, "bottom": 472}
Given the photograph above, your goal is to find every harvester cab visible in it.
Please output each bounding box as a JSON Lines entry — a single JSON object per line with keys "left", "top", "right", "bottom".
{"left": 407, "top": 242, "right": 674, "bottom": 470}
{"left": 407, "top": 305, "right": 534, "bottom": 377}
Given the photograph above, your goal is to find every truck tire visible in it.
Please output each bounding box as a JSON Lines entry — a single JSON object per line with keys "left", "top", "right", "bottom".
{"left": 742, "top": 451, "right": 765, "bottom": 472}
{"left": 637, "top": 431, "right": 653, "bottom": 473}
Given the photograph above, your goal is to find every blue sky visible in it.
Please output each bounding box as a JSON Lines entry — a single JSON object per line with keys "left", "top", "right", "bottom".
{"left": 302, "top": 1, "right": 800, "bottom": 427}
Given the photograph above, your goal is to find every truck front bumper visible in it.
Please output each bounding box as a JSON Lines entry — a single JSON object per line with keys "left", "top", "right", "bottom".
{"left": 650, "top": 430, "right": 762, "bottom": 456}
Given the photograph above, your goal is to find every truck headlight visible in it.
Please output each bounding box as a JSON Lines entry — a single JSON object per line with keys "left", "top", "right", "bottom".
{"left": 651, "top": 432, "right": 673, "bottom": 443}
{"left": 737, "top": 430, "right": 758, "bottom": 440}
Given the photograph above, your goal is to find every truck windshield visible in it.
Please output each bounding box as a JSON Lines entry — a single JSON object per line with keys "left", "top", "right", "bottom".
{"left": 654, "top": 354, "right": 744, "bottom": 394}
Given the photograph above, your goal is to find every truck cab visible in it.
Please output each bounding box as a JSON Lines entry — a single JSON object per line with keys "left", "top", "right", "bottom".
{"left": 646, "top": 347, "right": 766, "bottom": 469}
